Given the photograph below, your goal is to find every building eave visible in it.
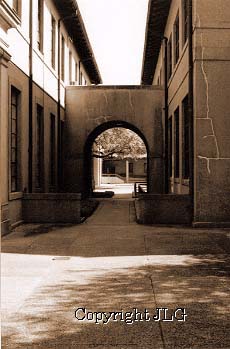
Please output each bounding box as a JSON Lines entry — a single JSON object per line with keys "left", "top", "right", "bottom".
{"left": 141, "top": 0, "right": 171, "bottom": 85}
{"left": 53, "top": 0, "right": 102, "bottom": 84}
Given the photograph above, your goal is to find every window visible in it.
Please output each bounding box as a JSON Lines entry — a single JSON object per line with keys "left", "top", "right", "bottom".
{"left": 174, "top": 14, "right": 179, "bottom": 65}
{"left": 69, "top": 51, "right": 72, "bottom": 83}
{"left": 10, "top": 87, "right": 20, "bottom": 192}
{"left": 51, "top": 16, "right": 56, "bottom": 69}
{"left": 80, "top": 71, "right": 83, "bottom": 85}
{"left": 37, "top": 0, "right": 44, "bottom": 52}
{"left": 167, "top": 35, "right": 172, "bottom": 80}
{"left": 35, "top": 104, "right": 44, "bottom": 190}
{"left": 129, "top": 162, "right": 134, "bottom": 174}
{"left": 174, "top": 107, "right": 180, "bottom": 178}
{"left": 168, "top": 117, "right": 173, "bottom": 178}
{"left": 182, "top": 95, "right": 189, "bottom": 179}
{"left": 50, "top": 114, "right": 56, "bottom": 188}
{"left": 61, "top": 35, "right": 65, "bottom": 81}
{"left": 144, "top": 163, "right": 147, "bottom": 174}
{"left": 182, "top": 0, "right": 188, "bottom": 45}
{"left": 75, "top": 62, "right": 78, "bottom": 83}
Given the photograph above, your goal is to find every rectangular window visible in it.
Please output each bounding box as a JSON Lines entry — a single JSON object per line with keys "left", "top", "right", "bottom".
{"left": 35, "top": 104, "right": 44, "bottom": 190}
{"left": 167, "top": 35, "right": 172, "bottom": 80}
{"left": 174, "top": 14, "right": 179, "bottom": 65}
{"left": 37, "top": 0, "right": 44, "bottom": 52}
{"left": 51, "top": 16, "right": 56, "bottom": 69}
{"left": 129, "top": 162, "right": 134, "bottom": 174}
{"left": 174, "top": 107, "right": 180, "bottom": 178}
{"left": 61, "top": 35, "right": 65, "bottom": 81}
{"left": 182, "top": 95, "right": 189, "bottom": 179}
{"left": 75, "top": 62, "right": 78, "bottom": 83}
{"left": 168, "top": 117, "right": 173, "bottom": 178}
{"left": 69, "top": 51, "right": 72, "bottom": 83}
{"left": 80, "top": 71, "right": 83, "bottom": 85}
{"left": 10, "top": 87, "right": 20, "bottom": 192}
{"left": 182, "top": 0, "right": 188, "bottom": 45}
{"left": 144, "top": 163, "right": 147, "bottom": 174}
{"left": 50, "top": 114, "right": 56, "bottom": 188}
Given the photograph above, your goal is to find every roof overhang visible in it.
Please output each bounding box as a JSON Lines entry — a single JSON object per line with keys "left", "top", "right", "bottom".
{"left": 141, "top": 0, "right": 171, "bottom": 85}
{"left": 53, "top": 0, "right": 102, "bottom": 84}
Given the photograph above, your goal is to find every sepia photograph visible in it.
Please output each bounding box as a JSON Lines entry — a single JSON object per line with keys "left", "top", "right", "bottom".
{"left": 1, "top": 0, "right": 230, "bottom": 347}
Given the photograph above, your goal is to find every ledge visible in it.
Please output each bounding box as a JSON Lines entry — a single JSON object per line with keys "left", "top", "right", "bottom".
{"left": 9, "top": 192, "right": 23, "bottom": 201}
{"left": 135, "top": 194, "right": 192, "bottom": 225}
{"left": 23, "top": 193, "right": 81, "bottom": 200}
{"left": 22, "top": 192, "right": 82, "bottom": 224}
{"left": 0, "top": 1, "right": 21, "bottom": 31}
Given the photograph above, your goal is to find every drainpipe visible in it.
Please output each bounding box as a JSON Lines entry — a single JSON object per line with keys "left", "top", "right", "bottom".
{"left": 188, "top": 0, "right": 194, "bottom": 214}
{"left": 57, "top": 19, "right": 61, "bottom": 191}
{"left": 28, "top": 0, "right": 33, "bottom": 192}
{"left": 163, "top": 37, "right": 169, "bottom": 194}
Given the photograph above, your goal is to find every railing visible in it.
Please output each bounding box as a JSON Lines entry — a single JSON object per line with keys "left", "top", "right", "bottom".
{"left": 134, "top": 181, "right": 147, "bottom": 196}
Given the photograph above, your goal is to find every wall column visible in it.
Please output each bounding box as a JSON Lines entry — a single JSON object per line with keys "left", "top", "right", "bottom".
{"left": 0, "top": 48, "right": 11, "bottom": 235}
{"left": 126, "top": 160, "right": 129, "bottom": 183}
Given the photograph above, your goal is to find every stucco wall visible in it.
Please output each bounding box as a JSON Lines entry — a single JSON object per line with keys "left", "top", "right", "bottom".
{"left": 64, "top": 86, "right": 164, "bottom": 195}
{"left": 193, "top": 0, "right": 230, "bottom": 224}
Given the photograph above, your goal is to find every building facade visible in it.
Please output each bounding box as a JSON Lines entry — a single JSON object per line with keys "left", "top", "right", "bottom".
{"left": 142, "top": 0, "right": 230, "bottom": 225}
{"left": 0, "top": 0, "right": 102, "bottom": 234}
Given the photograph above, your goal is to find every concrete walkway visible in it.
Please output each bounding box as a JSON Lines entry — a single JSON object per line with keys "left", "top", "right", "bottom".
{"left": 1, "top": 199, "right": 230, "bottom": 348}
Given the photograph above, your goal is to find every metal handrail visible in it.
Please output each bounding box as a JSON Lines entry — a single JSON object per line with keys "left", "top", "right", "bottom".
{"left": 134, "top": 181, "right": 147, "bottom": 196}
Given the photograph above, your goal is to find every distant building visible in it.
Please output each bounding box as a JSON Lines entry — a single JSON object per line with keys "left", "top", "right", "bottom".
{"left": 141, "top": 0, "right": 230, "bottom": 225}
{"left": 0, "top": 0, "right": 102, "bottom": 234}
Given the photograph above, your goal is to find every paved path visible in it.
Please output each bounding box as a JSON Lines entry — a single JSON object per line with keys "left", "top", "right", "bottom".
{"left": 1, "top": 199, "right": 230, "bottom": 348}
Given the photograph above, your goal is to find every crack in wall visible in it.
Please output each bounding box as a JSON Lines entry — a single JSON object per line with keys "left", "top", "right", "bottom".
{"left": 128, "top": 91, "right": 134, "bottom": 111}
{"left": 200, "top": 31, "right": 220, "bottom": 159}
{"left": 103, "top": 92, "right": 108, "bottom": 107}
{"left": 198, "top": 156, "right": 211, "bottom": 174}
{"left": 86, "top": 115, "right": 113, "bottom": 125}
{"left": 198, "top": 156, "right": 230, "bottom": 175}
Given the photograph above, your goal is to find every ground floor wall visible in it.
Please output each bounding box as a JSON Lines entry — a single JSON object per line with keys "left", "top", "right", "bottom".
{"left": 193, "top": 31, "right": 230, "bottom": 224}
{"left": 1, "top": 61, "right": 64, "bottom": 234}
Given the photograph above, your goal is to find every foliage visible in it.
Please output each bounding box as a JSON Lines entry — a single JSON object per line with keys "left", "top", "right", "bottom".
{"left": 93, "top": 128, "right": 147, "bottom": 160}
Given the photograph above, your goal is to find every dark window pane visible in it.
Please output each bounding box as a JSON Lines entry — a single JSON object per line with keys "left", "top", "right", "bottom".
{"left": 174, "top": 108, "right": 180, "bottom": 178}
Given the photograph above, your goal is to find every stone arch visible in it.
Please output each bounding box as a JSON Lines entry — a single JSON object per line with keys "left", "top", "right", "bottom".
{"left": 64, "top": 86, "right": 164, "bottom": 195}
{"left": 83, "top": 120, "right": 150, "bottom": 195}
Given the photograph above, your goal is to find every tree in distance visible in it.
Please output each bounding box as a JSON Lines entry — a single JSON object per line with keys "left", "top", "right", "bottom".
{"left": 93, "top": 127, "right": 147, "bottom": 160}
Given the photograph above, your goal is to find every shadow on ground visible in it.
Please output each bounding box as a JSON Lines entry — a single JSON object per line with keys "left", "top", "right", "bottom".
{"left": 2, "top": 253, "right": 230, "bottom": 349}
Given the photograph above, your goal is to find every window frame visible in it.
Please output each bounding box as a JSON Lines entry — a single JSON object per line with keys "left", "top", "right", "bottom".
{"left": 182, "top": 95, "right": 190, "bottom": 179}
{"left": 61, "top": 35, "right": 65, "bottom": 81}
{"left": 10, "top": 86, "right": 21, "bottom": 193}
{"left": 35, "top": 104, "right": 44, "bottom": 191}
{"left": 167, "top": 35, "right": 172, "bottom": 81}
{"left": 182, "top": 0, "right": 188, "bottom": 45}
{"left": 174, "top": 107, "right": 180, "bottom": 178}
{"left": 69, "top": 50, "right": 72, "bottom": 83}
{"left": 173, "top": 13, "right": 180, "bottom": 66}
{"left": 37, "top": 0, "right": 44, "bottom": 53}
{"left": 168, "top": 116, "right": 173, "bottom": 178}
{"left": 51, "top": 15, "right": 56, "bottom": 69}
{"left": 49, "top": 113, "right": 56, "bottom": 189}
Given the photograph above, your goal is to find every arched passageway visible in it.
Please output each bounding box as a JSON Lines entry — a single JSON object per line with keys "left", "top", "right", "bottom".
{"left": 63, "top": 85, "right": 164, "bottom": 196}
{"left": 84, "top": 121, "right": 149, "bottom": 196}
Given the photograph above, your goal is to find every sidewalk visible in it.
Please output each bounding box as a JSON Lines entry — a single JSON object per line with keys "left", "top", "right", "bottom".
{"left": 1, "top": 199, "right": 230, "bottom": 348}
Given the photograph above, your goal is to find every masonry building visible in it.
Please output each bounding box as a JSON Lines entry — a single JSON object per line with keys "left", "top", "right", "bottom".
{"left": 141, "top": 0, "right": 230, "bottom": 226}
{"left": 0, "top": 0, "right": 102, "bottom": 234}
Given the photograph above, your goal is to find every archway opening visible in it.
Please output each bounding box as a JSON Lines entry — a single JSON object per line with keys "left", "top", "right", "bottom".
{"left": 84, "top": 121, "right": 149, "bottom": 198}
